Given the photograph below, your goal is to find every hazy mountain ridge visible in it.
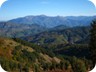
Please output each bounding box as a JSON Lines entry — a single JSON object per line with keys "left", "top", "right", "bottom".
{"left": 8, "top": 15, "right": 96, "bottom": 28}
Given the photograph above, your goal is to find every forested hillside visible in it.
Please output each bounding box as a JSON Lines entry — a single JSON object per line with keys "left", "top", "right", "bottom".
{"left": 0, "top": 38, "right": 93, "bottom": 72}
{"left": 0, "top": 22, "right": 47, "bottom": 37}
{"left": 23, "top": 26, "right": 90, "bottom": 45}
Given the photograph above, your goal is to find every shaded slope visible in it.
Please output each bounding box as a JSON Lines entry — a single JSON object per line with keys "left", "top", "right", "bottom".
{"left": 23, "top": 26, "right": 90, "bottom": 45}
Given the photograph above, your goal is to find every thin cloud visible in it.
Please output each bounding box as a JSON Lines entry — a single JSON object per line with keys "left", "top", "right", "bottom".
{"left": 41, "top": 1, "right": 49, "bottom": 4}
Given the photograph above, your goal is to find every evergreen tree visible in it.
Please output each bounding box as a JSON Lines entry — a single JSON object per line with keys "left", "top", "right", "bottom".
{"left": 89, "top": 20, "right": 96, "bottom": 64}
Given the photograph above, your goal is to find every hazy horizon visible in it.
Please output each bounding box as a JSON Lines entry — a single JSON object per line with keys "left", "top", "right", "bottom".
{"left": 0, "top": 14, "right": 96, "bottom": 21}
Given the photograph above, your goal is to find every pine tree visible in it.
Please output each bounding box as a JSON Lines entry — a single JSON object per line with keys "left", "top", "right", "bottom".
{"left": 89, "top": 20, "right": 96, "bottom": 64}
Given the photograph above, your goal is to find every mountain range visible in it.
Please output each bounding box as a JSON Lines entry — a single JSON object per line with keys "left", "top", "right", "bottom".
{"left": 0, "top": 15, "right": 95, "bottom": 72}
{"left": 8, "top": 15, "right": 96, "bottom": 28}
{"left": 0, "top": 15, "right": 94, "bottom": 40}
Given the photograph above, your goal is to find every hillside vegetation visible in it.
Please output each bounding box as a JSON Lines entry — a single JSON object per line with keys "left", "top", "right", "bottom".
{"left": 0, "top": 38, "right": 93, "bottom": 72}
{"left": 0, "top": 22, "right": 47, "bottom": 37}
{"left": 0, "top": 38, "right": 61, "bottom": 72}
{"left": 24, "top": 26, "right": 90, "bottom": 45}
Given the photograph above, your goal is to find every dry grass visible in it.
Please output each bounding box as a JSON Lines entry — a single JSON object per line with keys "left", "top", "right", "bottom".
{"left": 40, "top": 53, "right": 61, "bottom": 63}
{"left": 0, "top": 38, "right": 34, "bottom": 59}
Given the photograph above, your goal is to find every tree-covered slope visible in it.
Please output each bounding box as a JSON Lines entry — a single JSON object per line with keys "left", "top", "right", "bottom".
{"left": 0, "top": 22, "right": 47, "bottom": 37}
{"left": 0, "top": 38, "right": 93, "bottom": 72}
{"left": 0, "top": 38, "right": 62, "bottom": 72}
{"left": 23, "top": 26, "right": 90, "bottom": 45}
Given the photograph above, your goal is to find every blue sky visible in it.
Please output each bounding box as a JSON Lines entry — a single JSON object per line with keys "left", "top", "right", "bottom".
{"left": 0, "top": 0, "right": 96, "bottom": 21}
